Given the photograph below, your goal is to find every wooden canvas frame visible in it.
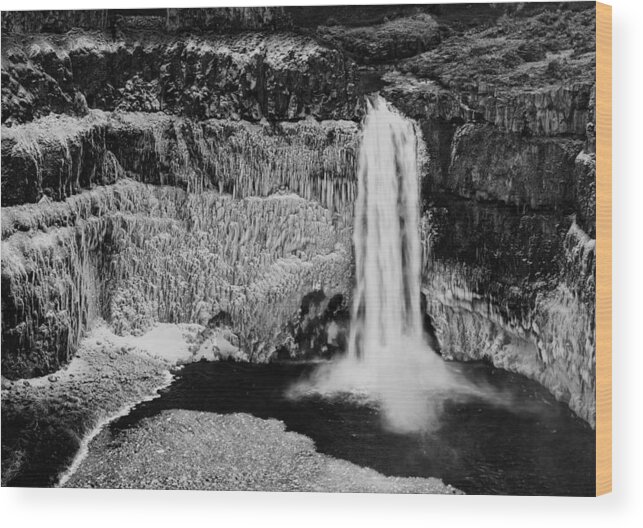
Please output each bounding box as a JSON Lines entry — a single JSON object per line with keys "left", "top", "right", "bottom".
{"left": 596, "top": 1, "right": 612, "bottom": 496}
{"left": 0, "top": 1, "right": 614, "bottom": 497}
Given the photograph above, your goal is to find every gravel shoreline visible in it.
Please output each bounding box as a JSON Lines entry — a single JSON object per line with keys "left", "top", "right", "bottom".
{"left": 64, "top": 409, "right": 461, "bottom": 494}
{"left": 1, "top": 322, "right": 203, "bottom": 486}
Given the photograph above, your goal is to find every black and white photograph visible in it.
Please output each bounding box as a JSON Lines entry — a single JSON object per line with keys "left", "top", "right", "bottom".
{"left": 1, "top": 2, "right": 603, "bottom": 497}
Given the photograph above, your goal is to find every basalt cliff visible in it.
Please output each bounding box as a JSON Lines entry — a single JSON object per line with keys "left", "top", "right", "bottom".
{"left": 1, "top": 4, "right": 596, "bottom": 426}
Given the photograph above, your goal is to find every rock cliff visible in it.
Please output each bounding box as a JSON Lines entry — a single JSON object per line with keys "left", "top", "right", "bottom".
{"left": 377, "top": 3, "right": 596, "bottom": 424}
{"left": 303, "top": 1, "right": 596, "bottom": 424}
{"left": 1, "top": 11, "right": 363, "bottom": 378}
{"left": 2, "top": 31, "right": 360, "bottom": 125}
{"left": 1, "top": 5, "right": 596, "bottom": 426}
{"left": 1, "top": 110, "right": 358, "bottom": 377}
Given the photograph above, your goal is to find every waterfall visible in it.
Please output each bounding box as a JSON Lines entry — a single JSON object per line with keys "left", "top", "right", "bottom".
{"left": 288, "top": 96, "right": 498, "bottom": 433}
{"left": 288, "top": 97, "right": 440, "bottom": 432}
{"left": 348, "top": 95, "right": 424, "bottom": 365}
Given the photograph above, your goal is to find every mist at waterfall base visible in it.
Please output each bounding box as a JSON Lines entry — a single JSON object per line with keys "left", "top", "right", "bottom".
{"left": 288, "top": 97, "right": 519, "bottom": 434}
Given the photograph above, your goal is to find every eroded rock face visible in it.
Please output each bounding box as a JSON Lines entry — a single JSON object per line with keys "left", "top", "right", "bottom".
{"left": 0, "top": 8, "right": 291, "bottom": 35}
{"left": 448, "top": 123, "right": 582, "bottom": 209}
{"left": 383, "top": 74, "right": 595, "bottom": 213}
{"left": 2, "top": 32, "right": 362, "bottom": 125}
{"left": 367, "top": 4, "right": 597, "bottom": 426}
{"left": 1, "top": 13, "right": 364, "bottom": 379}
{"left": 574, "top": 150, "right": 597, "bottom": 237}
{"left": 1, "top": 5, "right": 597, "bottom": 428}
{"left": 1, "top": 111, "right": 358, "bottom": 209}
{"left": 1, "top": 112, "right": 113, "bottom": 205}
{"left": 1, "top": 99, "right": 358, "bottom": 378}
{"left": 0, "top": 10, "right": 111, "bottom": 34}
{"left": 316, "top": 14, "right": 442, "bottom": 64}
{"left": 1, "top": 181, "right": 353, "bottom": 378}
{"left": 378, "top": 3, "right": 596, "bottom": 217}
{"left": 420, "top": 198, "right": 595, "bottom": 425}
{"left": 383, "top": 74, "right": 593, "bottom": 138}
{"left": 165, "top": 7, "right": 290, "bottom": 32}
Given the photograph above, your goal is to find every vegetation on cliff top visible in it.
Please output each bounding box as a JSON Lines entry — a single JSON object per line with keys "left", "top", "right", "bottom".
{"left": 399, "top": 5, "right": 595, "bottom": 90}
{"left": 317, "top": 13, "right": 442, "bottom": 64}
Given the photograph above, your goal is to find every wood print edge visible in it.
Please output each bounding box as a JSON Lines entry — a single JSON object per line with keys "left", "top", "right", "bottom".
{"left": 595, "top": 0, "right": 612, "bottom": 497}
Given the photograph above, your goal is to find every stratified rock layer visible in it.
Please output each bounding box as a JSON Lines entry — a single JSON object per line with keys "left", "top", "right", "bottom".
{"left": 420, "top": 198, "right": 595, "bottom": 425}
{"left": 1, "top": 16, "right": 363, "bottom": 379}
{"left": 2, "top": 31, "right": 361, "bottom": 125}
{"left": 316, "top": 13, "right": 442, "bottom": 64}
{"left": 448, "top": 123, "right": 582, "bottom": 208}
{"left": 2, "top": 5, "right": 597, "bottom": 429}
{"left": 1, "top": 180, "right": 353, "bottom": 378}
{"left": 1, "top": 111, "right": 358, "bottom": 209}
{"left": 1, "top": 107, "right": 358, "bottom": 378}
{"left": 368, "top": 4, "right": 597, "bottom": 425}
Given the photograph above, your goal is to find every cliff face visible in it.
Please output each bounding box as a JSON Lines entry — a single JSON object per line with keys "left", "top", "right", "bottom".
{"left": 374, "top": 3, "right": 596, "bottom": 424}
{"left": 1, "top": 110, "right": 358, "bottom": 377}
{"left": 420, "top": 200, "right": 595, "bottom": 424}
{"left": 1, "top": 8, "right": 295, "bottom": 35}
{"left": 1, "top": 6, "right": 596, "bottom": 425}
{"left": 447, "top": 123, "right": 582, "bottom": 209}
{"left": 301, "top": 1, "right": 596, "bottom": 425}
{"left": 1, "top": 110, "right": 357, "bottom": 208}
{"left": 1, "top": 16, "right": 361, "bottom": 379}
{"left": 2, "top": 31, "right": 361, "bottom": 126}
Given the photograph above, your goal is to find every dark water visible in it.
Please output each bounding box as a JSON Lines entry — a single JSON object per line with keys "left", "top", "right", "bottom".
{"left": 111, "top": 360, "right": 596, "bottom": 496}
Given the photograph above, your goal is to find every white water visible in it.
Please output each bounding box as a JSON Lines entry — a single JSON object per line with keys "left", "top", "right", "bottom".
{"left": 347, "top": 95, "right": 424, "bottom": 363}
{"left": 288, "top": 97, "right": 527, "bottom": 433}
{"left": 289, "top": 97, "right": 480, "bottom": 432}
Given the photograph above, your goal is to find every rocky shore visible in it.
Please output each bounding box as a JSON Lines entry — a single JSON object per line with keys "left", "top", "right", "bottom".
{"left": 63, "top": 409, "right": 459, "bottom": 494}
{"left": 2, "top": 319, "right": 458, "bottom": 494}
{"left": 1, "top": 321, "right": 228, "bottom": 486}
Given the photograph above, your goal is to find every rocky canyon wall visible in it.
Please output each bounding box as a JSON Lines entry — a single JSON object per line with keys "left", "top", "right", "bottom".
{"left": 299, "top": 1, "right": 597, "bottom": 425}
{"left": 1, "top": 5, "right": 597, "bottom": 426}
{"left": 1, "top": 18, "right": 360, "bottom": 378}
{"left": 2, "top": 30, "right": 360, "bottom": 125}
{"left": 374, "top": 3, "right": 596, "bottom": 425}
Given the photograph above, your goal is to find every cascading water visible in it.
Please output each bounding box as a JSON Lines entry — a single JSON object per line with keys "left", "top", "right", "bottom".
{"left": 289, "top": 96, "right": 485, "bottom": 433}
{"left": 348, "top": 95, "right": 424, "bottom": 365}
